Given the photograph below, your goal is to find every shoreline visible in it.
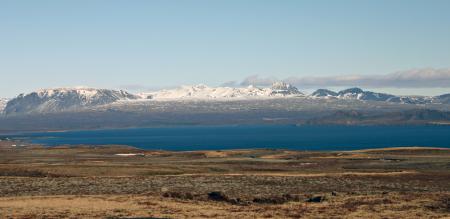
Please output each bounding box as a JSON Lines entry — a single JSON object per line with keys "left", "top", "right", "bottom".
{"left": 2, "top": 138, "right": 450, "bottom": 153}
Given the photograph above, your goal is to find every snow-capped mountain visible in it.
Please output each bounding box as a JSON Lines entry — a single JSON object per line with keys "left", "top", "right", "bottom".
{"left": 435, "top": 93, "right": 450, "bottom": 104}
{"left": 336, "top": 88, "right": 396, "bottom": 101}
{"left": 4, "top": 88, "right": 139, "bottom": 114}
{"left": 270, "top": 82, "right": 302, "bottom": 96}
{"left": 310, "top": 89, "right": 338, "bottom": 98}
{"left": 0, "top": 98, "right": 9, "bottom": 113}
{"left": 139, "top": 82, "right": 304, "bottom": 100}
{"left": 309, "top": 87, "right": 442, "bottom": 104}
{"left": 310, "top": 87, "right": 396, "bottom": 101}
{"left": 2, "top": 84, "right": 449, "bottom": 115}
{"left": 386, "top": 96, "right": 434, "bottom": 104}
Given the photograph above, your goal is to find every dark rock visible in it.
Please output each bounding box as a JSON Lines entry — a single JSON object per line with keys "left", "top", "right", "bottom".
{"left": 253, "top": 194, "right": 301, "bottom": 204}
{"left": 307, "top": 196, "right": 326, "bottom": 203}
{"left": 208, "top": 191, "right": 229, "bottom": 202}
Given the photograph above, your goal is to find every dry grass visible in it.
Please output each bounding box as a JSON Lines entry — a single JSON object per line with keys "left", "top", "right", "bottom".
{"left": 0, "top": 143, "right": 449, "bottom": 218}
{"left": 0, "top": 193, "right": 449, "bottom": 219}
{"left": 352, "top": 147, "right": 450, "bottom": 153}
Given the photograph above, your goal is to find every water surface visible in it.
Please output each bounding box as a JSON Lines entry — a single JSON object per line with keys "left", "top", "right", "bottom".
{"left": 13, "top": 125, "right": 450, "bottom": 151}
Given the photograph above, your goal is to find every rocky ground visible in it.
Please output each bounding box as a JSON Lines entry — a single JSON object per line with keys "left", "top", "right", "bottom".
{"left": 0, "top": 140, "right": 449, "bottom": 218}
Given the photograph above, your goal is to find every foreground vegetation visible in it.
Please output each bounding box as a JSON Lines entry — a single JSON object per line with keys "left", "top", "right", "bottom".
{"left": 0, "top": 140, "right": 449, "bottom": 218}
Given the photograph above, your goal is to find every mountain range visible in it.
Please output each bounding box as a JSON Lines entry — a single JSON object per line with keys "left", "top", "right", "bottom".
{"left": 0, "top": 82, "right": 449, "bottom": 115}
{"left": 310, "top": 87, "right": 444, "bottom": 104}
{"left": 2, "top": 88, "right": 138, "bottom": 115}
{"left": 138, "top": 82, "right": 303, "bottom": 100}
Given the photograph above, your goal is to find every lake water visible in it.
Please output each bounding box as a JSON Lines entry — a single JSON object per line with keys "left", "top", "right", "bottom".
{"left": 10, "top": 125, "right": 450, "bottom": 151}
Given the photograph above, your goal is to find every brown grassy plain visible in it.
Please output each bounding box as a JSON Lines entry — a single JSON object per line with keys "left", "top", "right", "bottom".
{"left": 0, "top": 140, "right": 449, "bottom": 218}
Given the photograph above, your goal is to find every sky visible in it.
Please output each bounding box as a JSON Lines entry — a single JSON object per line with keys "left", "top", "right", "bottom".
{"left": 1, "top": 0, "right": 450, "bottom": 97}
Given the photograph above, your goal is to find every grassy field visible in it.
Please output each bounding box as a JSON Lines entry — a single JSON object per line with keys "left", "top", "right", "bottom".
{"left": 0, "top": 140, "right": 449, "bottom": 218}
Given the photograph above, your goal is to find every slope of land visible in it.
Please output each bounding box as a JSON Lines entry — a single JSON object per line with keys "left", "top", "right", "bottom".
{"left": 1, "top": 99, "right": 450, "bottom": 132}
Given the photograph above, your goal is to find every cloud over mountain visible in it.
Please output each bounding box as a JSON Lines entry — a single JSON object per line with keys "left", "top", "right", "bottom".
{"left": 237, "top": 68, "right": 450, "bottom": 88}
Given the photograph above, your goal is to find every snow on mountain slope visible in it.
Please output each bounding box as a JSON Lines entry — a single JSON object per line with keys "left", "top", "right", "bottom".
{"left": 336, "top": 88, "right": 395, "bottom": 101}
{"left": 4, "top": 88, "right": 139, "bottom": 114}
{"left": 139, "top": 82, "right": 304, "bottom": 100}
{"left": 309, "top": 87, "right": 438, "bottom": 104}
{"left": 435, "top": 93, "right": 450, "bottom": 104}
{"left": 0, "top": 98, "right": 9, "bottom": 113}
{"left": 310, "top": 89, "right": 338, "bottom": 98}
{"left": 310, "top": 87, "right": 395, "bottom": 101}
{"left": 386, "top": 96, "right": 434, "bottom": 104}
{"left": 3, "top": 84, "right": 449, "bottom": 115}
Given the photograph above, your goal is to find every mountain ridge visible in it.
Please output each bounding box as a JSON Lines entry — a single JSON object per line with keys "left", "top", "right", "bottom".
{"left": 1, "top": 83, "right": 449, "bottom": 115}
{"left": 3, "top": 88, "right": 138, "bottom": 115}
{"left": 138, "top": 82, "right": 304, "bottom": 100}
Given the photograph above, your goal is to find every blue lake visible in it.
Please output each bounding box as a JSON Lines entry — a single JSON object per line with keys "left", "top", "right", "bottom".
{"left": 11, "top": 125, "right": 450, "bottom": 151}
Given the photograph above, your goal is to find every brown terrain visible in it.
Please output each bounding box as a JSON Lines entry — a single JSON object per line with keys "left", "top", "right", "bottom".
{"left": 0, "top": 140, "right": 449, "bottom": 218}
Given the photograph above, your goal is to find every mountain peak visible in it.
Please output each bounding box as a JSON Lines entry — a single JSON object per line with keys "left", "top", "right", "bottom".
{"left": 435, "top": 93, "right": 450, "bottom": 104}
{"left": 270, "top": 82, "right": 302, "bottom": 96}
{"left": 311, "top": 89, "right": 338, "bottom": 97}
{"left": 139, "top": 83, "right": 303, "bottom": 100}
{"left": 338, "top": 87, "right": 364, "bottom": 94}
{"left": 271, "top": 81, "right": 290, "bottom": 89}
{"left": 4, "top": 88, "right": 139, "bottom": 114}
{"left": 3, "top": 85, "right": 449, "bottom": 115}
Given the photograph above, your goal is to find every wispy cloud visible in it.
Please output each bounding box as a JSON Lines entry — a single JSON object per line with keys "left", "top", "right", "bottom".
{"left": 236, "top": 68, "right": 450, "bottom": 88}
{"left": 121, "top": 68, "right": 450, "bottom": 92}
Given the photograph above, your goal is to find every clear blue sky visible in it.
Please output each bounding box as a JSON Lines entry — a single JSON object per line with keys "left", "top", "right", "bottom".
{"left": 1, "top": 0, "right": 450, "bottom": 97}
